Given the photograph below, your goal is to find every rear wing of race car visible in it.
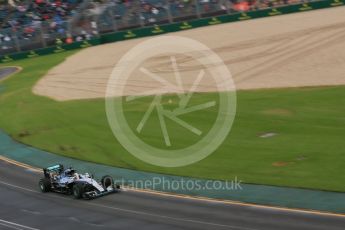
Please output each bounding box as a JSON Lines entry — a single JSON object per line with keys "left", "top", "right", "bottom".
{"left": 43, "top": 164, "right": 64, "bottom": 178}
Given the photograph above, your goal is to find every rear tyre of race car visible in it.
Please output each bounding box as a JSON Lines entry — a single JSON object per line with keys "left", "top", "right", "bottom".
{"left": 73, "top": 183, "right": 84, "bottom": 199}
{"left": 39, "top": 178, "right": 51, "bottom": 193}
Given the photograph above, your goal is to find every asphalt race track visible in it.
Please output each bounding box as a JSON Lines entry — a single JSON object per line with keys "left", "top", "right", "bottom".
{"left": 0, "top": 160, "right": 345, "bottom": 230}
{"left": 0, "top": 67, "right": 18, "bottom": 81}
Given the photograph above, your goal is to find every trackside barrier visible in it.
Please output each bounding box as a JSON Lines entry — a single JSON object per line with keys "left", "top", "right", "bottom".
{"left": 0, "top": 0, "right": 344, "bottom": 63}
{"left": 0, "top": 39, "right": 100, "bottom": 63}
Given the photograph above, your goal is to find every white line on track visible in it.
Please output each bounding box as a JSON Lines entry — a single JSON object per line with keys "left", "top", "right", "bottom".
{"left": 0, "top": 223, "right": 22, "bottom": 230}
{"left": 87, "top": 201, "right": 255, "bottom": 230}
{"left": 0, "top": 181, "right": 39, "bottom": 194}
{"left": 0, "top": 179, "right": 256, "bottom": 230}
{"left": 0, "top": 219, "right": 39, "bottom": 230}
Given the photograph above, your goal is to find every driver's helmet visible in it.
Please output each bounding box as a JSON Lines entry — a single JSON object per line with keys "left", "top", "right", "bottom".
{"left": 64, "top": 168, "right": 76, "bottom": 177}
{"left": 73, "top": 173, "right": 80, "bottom": 180}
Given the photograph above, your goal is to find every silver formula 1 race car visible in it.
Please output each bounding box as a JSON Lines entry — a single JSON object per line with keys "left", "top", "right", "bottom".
{"left": 38, "top": 164, "right": 120, "bottom": 199}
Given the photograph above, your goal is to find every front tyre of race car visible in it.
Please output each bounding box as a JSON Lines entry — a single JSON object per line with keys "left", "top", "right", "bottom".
{"left": 101, "top": 175, "right": 114, "bottom": 190}
{"left": 101, "top": 175, "right": 120, "bottom": 190}
{"left": 73, "top": 183, "right": 84, "bottom": 199}
{"left": 39, "top": 178, "right": 51, "bottom": 193}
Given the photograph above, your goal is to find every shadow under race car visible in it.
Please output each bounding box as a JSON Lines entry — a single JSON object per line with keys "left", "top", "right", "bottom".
{"left": 39, "top": 164, "right": 120, "bottom": 199}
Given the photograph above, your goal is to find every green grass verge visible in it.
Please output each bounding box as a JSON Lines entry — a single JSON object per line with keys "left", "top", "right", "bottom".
{"left": 0, "top": 52, "right": 344, "bottom": 192}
